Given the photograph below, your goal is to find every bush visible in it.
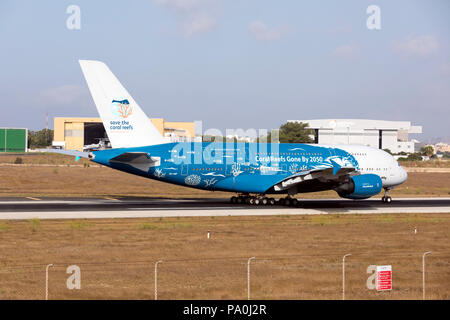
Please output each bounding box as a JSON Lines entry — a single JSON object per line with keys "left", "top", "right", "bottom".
{"left": 0, "top": 221, "right": 9, "bottom": 231}
{"left": 68, "top": 221, "right": 88, "bottom": 230}
{"left": 29, "top": 218, "right": 41, "bottom": 232}
{"left": 398, "top": 153, "right": 423, "bottom": 161}
{"left": 14, "top": 157, "right": 23, "bottom": 164}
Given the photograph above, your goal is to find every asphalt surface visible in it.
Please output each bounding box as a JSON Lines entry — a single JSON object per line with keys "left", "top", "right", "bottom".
{"left": 0, "top": 197, "right": 449, "bottom": 220}
{"left": 0, "top": 196, "right": 449, "bottom": 211}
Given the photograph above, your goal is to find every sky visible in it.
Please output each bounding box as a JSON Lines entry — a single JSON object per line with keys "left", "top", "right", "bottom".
{"left": 0, "top": 0, "right": 449, "bottom": 141}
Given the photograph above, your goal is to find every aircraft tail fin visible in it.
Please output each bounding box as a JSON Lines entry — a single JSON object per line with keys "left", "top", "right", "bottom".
{"left": 78, "top": 60, "right": 166, "bottom": 148}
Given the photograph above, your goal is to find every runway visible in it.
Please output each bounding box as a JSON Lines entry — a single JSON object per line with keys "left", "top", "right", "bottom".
{"left": 0, "top": 197, "right": 449, "bottom": 220}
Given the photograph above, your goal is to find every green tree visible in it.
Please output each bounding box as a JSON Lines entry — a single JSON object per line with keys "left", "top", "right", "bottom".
{"left": 406, "top": 152, "right": 423, "bottom": 161}
{"left": 28, "top": 129, "right": 53, "bottom": 149}
{"left": 278, "top": 122, "right": 314, "bottom": 143}
{"left": 257, "top": 122, "right": 315, "bottom": 143}
{"left": 420, "top": 145, "right": 434, "bottom": 157}
{"left": 256, "top": 129, "right": 278, "bottom": 143}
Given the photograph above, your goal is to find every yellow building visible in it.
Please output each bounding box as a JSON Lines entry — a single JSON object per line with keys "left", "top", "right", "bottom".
{"left": 53, "top": 117, "right": 196, "bottom": 151}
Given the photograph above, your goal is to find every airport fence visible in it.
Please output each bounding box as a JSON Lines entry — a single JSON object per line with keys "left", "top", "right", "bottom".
{"left": 0, "top": 251, "right": 449, "bottom": 300}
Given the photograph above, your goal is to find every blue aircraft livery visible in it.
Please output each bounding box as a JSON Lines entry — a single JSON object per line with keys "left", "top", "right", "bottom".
{"left": 89, "top": 141, "right": 406, "bottom": 203}
{"left": 50, "top": 60, "right": 408, "bottom": 205}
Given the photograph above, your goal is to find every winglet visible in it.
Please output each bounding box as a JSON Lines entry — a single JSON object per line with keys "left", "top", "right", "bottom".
{"left": 330, "top": 159, "right": 342, "bottom": 176}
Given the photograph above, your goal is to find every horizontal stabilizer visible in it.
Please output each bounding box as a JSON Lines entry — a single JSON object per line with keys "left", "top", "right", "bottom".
{"left": 109, "top": 152, "right": 160, "bottom": 172}
{"left": 43, "top": 149, "right": 92, "bottom": 159}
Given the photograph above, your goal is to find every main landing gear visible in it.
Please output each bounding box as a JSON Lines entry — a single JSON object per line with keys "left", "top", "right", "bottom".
{"left": 381, "top": 188, "right": 392, "bottom": 203}
{"left": 230, "top": 195, "right": 299, "bottom": 206}
{"left": 278, "top": 196, "right": 298, "bottom": 207}
{"left": 230, "top": 195, "right": 276, "bottom": 205}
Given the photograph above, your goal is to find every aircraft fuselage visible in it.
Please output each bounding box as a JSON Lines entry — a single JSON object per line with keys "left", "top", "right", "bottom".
{"left": 91, "top": 142, "right": 407, "bottom": 196}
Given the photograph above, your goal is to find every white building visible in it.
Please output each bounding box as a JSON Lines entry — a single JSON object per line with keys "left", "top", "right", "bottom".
{"left": 434, "top": 142, "right": 450, "bottom": 153}
{"left": 288, "top": 119, "right": 422, "bottom": 154}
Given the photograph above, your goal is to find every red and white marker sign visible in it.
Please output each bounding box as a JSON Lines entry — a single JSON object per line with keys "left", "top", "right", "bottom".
{"left": 376, "top": 265, "right": 392, "bottom": 291}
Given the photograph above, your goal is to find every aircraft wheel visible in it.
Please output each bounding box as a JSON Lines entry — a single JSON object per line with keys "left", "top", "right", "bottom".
{"left": 284, "top": 198, "right": 291, "bottom": 206}
{"left": 382, "top": 188, "right": 392, "bottom": 204}
{"left": 230, "top": 196, "right": 237, "bottom": 204}
{"left": 249, "top": 197, "right": 255, "bottom": 205}
{"left": 279, "top": 198, "right": 285, "bottom": 206}
{"left": 254, "top": 198, "right": 260, "bottom": 205}
{"left": 237, "top": 196, "right": 244, "bottom": 204}
{"left": 269, "top": 198, "right": 276, "bottom": 205}
{"left": 291, "top": 198, "right": 298, "bottom": 206}
{"left": 262, "top": 198, "right": 268, "bottom": 205}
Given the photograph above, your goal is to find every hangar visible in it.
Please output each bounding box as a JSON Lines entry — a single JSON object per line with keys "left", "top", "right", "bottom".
{"left": 52, "top": 117, "right": 197, "bottom": 151}
{"left": 288, "top": 119, "right": 422, "bottom": 154}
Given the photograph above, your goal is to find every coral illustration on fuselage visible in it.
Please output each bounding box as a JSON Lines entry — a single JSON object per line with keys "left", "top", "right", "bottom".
{"left": 154, "top": 168, "right": 166, "bottom": 178}
{"left": 185, "top": 174, "right": 201, "bottom": 186}
{"left": 231, "top": 163, "right": 243, "bottom": 177}
{"left": 204, "top": 178, "right": 218, "bottom": 188}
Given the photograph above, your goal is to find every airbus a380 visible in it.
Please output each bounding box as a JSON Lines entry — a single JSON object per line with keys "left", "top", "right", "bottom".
{"left": 50, "top": 60, "right": 407, "bottom": 206}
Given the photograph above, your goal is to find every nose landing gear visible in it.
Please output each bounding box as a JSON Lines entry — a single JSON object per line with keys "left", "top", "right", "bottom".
{"left": 381, "top": 188, "right": 392, "bottom": 203}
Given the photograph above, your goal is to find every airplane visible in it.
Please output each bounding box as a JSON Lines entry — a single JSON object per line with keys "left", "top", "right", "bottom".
{"left": 48, "top": 60, "right": 407, "bottom": 206}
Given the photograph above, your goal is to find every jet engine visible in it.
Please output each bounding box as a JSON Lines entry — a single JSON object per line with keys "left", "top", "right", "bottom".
{"left": 336, "top": 174, "right": 382, "bottom": 200}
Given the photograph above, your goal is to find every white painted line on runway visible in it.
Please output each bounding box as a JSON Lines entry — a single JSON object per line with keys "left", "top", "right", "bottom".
{"left": 25, "top": 197, "right": 41, "bottom": 201}
{"left": 0, "top": 200, "right": 114, "bottom": 205}
{"left": 129, "top": 206, "right": 246, "bottom": 210}
{"left": 104, "top": 196, "right": 120, "bottom": 201}
{"left": 1, "top": 197, "right": 448, "bottom": 205}
{"left": 298, "top": 197, "right": 450, "bottom": 202}
{"left": 0, "top": 206, "right": 449, "bottom": 220}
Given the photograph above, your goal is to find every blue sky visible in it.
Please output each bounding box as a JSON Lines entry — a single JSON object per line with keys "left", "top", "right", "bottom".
{"left": 1, "top": 0, "right": 449, "bottom": 140}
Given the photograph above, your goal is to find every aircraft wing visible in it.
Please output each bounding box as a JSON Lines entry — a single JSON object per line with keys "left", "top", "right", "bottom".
{"left": 272, "top": 165, "right": 357, "bottom": 192}
{"left": 108, "top": 152, "right": 161, "bottom": 172}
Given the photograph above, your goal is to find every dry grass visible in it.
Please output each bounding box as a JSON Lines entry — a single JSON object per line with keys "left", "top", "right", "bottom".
{"left": 0, "top": 214, "right": 448, "bottom": 299}
{"left": 0, "top": 152, "right": 449, "bottom": 198}
{"left": 1, "top": 152, "right": 449, "bottom": 167}
{"left": 0, "top": 153, "right": 91, "bottom": 166}
{"left": 391, "top": 172, "right": 450, "bottom": 197}
{"left": 400, "top": 159, "right": 450, "bottom": 168}
{"left": 0, "top": 165, "right": 230, "bottom": 198}
{"left": 0, "top": 164, "right": 449, "bottom": 198}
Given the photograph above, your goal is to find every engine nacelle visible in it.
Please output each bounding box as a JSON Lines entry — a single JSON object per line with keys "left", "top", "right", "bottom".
{"left": 336, "top": 174, "right": 382, "bottom": 200}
